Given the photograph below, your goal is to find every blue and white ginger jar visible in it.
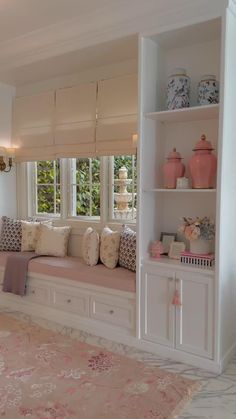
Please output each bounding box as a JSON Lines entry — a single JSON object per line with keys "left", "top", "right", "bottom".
{"left": 166, "top": 68, "right": 190, "bottom": 110}
{"left": 198, "top": 75, "right": 219, "bottom": 106}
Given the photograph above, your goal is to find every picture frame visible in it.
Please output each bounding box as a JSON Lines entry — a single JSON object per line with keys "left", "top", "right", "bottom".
{"left": 160, "top": 232, "right": 177, "bottom": 255}
{"left": 168, "top": 242, "right": 186, "bottom": 260}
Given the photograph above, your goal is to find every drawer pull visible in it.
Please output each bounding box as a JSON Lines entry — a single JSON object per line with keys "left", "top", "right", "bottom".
{"left": 67, "top": 299, "right": 71, "bottom": 303}
{"left": 109, "top": 310, "right": 114, "bottom": 315}
{"left": 31, "top": 290, "right": 35, "bottom": 294}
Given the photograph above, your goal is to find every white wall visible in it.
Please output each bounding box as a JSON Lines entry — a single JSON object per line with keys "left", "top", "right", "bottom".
{"left": 0, "top": 83, "right": 16, "bottom": 218}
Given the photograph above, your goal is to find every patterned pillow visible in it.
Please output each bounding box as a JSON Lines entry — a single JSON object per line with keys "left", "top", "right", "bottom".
{"left": 119, "top": 226, "right": 136, "bottom": 272}
{"left": 21, "top": 220, "right": 52, "bottom": 252}
{"left": 0, "top": 216, "right": 22, "bottom": 252}
{"left": 35, "top": 224, "right": 71, "bottom": 257}
{"left": 82, "top": 227, "right": 99, "bottom": 266}
{"left": 100, "top": 226, "right": 120, "bottom": 269}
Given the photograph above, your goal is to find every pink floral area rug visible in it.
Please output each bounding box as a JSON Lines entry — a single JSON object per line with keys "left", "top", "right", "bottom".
{"left": 0, "top": 314, "right": 200, "bottom": 419}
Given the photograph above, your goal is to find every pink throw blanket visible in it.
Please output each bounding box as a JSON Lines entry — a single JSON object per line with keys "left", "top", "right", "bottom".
{"left": 2, "top": 252, "right": 42, "bottom": 296}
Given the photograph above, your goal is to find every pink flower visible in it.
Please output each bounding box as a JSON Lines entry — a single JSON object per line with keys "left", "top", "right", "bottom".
{"left": 184, "top": 225, "right": 193, "bottom": 240}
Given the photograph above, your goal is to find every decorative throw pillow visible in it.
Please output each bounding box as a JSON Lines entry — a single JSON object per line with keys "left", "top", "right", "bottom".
{"left": 35, "top": 224, "right": 71, "bottom": 257}
{"left": 119, "top": 225, "right": 136, "bottom": 272}
{"left": 82, "top": 227, "right": 99, "bottom": 266}
{"left": 21, "top": 220, "right": 52, "bottom": 252}
{"left": 100, "top": 226, "right": 120, "bottom": 269}
{"left": 0, "top": 216, "right": 22, "bottom": 251}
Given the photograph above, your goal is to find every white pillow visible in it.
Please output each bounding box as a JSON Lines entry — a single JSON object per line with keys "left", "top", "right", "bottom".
{"left": 35, "top": 224, "right": 71, "bottom": 257}
{"left": 100, "top": 226, "right": 120, "bottom": 269}
{"left": 82, "top": 227, "right": 99, "bottom": 266}
{"left": 21, "top": 220, "right": 52, "bottom": 252}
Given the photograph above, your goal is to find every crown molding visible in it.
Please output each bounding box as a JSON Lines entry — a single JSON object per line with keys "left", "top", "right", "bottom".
{"left": 0, "top": 0, "right": 226, "bottom": 72}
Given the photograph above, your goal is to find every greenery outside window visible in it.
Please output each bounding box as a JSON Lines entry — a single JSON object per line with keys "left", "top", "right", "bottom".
{"left": 70, "top": 157, "right": 100, "bottom": 218}
{"left": 35, "top": 160, "right": 61, "bottom": 215}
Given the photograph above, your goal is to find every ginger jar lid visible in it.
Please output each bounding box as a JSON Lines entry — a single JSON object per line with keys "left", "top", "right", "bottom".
{"left": 193, "top": 134, "right": 214, "bottom": 151}
{"left": 167, "top": 148, "right": 183, "bottom": 160}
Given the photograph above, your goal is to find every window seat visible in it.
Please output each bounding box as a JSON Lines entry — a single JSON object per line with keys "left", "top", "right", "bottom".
{"left": 0, "top": 252, "right": 136, "bottom": 294}
{"left": 0, "top": 252, "right": 136, "bottom": 344}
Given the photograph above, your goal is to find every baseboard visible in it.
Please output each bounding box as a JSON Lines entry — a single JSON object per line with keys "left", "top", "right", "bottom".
{"left": 220, "top": 342, "right": 236, "bottom": 373}
{"left": 135, "top": 339, "right": 222, "bottom": 373}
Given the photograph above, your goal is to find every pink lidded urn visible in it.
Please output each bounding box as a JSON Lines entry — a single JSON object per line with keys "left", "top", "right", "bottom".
{"left": 163, "top": 148, "right": 185, "bottom": 188}
{"left": 189, "top": 134, "right": 217, "bottom": 189}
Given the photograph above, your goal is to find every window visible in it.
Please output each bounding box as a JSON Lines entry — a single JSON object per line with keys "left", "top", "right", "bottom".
{"left": 30, "top": 155, "right": 137, "bottom": 222}
{"left": 70, "top": 157, "right": 100, "bottom": 218}
{"left": 35, "top": 160, "right": 61, "bottom": 215}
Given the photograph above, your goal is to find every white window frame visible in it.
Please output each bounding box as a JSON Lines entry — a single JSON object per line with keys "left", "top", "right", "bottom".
{"left": 68, "top": 157, "right": 102, "bottom": 221}
{"left": 30, "top": 160, "right": 61, "bottom": 219}
{"left": 27, "top": 155, "right": 137, "bottom": 224}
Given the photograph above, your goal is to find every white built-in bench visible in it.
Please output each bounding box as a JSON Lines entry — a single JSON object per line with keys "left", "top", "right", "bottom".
{"left": 0, "top": 252, "right": 136, "bottom": 344}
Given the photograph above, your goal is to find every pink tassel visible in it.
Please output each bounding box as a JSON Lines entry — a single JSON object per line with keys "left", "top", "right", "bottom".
{"left": 172, "top": 290, "right": 182, "bottom": 306}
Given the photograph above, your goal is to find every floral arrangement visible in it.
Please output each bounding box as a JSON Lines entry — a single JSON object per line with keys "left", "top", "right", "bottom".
{"left": 179, "top": 216, "right": 215, "bottom": 241}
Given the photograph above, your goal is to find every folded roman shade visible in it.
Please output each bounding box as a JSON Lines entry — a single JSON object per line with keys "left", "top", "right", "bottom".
{"left": 96, "top": 74, "right": 138, "bottom": 155}
{"left": 54, "top": 82, "right": 97, "bottom": 157}
{"left": 14, "top": 75, "right": 138, "bottom": 162}
{"left": 14, "top": 91, "right": 55, "bottom": 162}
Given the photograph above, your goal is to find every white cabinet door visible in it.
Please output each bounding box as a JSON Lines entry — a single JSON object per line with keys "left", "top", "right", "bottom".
{"left": 175, "top": 271, "right": 213, "bottom": 359}
{"left": 141, "top": 266, "right": 175, "bottom": 347}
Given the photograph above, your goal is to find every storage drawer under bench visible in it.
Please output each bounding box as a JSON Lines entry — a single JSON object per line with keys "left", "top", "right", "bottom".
{"left": 52, "top": 287, "right": 89, "bottom": 316}
{"left": 90, "top": 294, "right": 135, "bottom": 330}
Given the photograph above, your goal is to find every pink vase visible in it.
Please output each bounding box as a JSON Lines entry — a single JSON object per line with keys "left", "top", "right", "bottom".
{"left": 163, "top": 148, "right": 185, "bottom": 189}
{"left": 189, "top": 134, "right": 217, "bottom": 189}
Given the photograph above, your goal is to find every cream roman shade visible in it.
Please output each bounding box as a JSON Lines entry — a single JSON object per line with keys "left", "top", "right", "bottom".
{"left": 14, "top": 75, "right": 138, "bottom": 162}
{"left": 96, "top": 74, "right": 138, "bottom": 155}
{"left": 54, "top": 82, "right": 97, "bottom": 157}
{"left": 14, "top": 91, "right": 55, "bottom": 161}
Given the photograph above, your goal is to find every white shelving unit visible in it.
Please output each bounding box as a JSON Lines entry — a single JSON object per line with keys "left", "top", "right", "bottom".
{"left": 137, "top": 9, "right": 236, "bottom": 372}
{"left": 143, "top": 188, "right": 216, "bottom": 193}
{"left": 145, "top": 104, "right": 219, "bottom": 123}
{"left": 142, "top": 256, "right": 215, "bottom": 276}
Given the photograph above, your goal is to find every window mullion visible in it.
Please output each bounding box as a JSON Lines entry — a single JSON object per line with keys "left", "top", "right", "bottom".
{"left": 53, "top": 160, "right": 57, "bottom": 215}
{"left": 132, "top": 155, "right": 135, "bottom": 219}
{"left": 89, "top": 158, "right": 92, "bottom": 217}
{"left": 35, "top": 162, "right": 38, "bottom": 215}
{"left": 108, "top": 156, "right": 114, "bottom": 221}
{"left": 70, "top": 159, "right": 77, "bottom": 217}
{"left": 61, "top": 158, "right": 69, "bottom": 220}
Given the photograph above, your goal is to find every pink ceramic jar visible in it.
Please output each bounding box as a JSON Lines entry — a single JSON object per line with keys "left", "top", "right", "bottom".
{"left": 163, "top": 148, "right": 185, "bottom": 189}
{"left": 189, "top": 134, "right": 217, "bottom": 189}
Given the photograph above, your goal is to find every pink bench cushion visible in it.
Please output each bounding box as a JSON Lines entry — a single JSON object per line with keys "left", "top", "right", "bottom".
{"left": 0, "top": 252, "right": 136, "bottom": 293}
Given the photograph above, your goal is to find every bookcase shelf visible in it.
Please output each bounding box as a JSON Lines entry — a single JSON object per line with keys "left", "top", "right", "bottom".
{"left": 143, "top": 188, "right": 217, "bottom": 193}
{"left": 145, "top": 104, "right": 219, "bottom": 123}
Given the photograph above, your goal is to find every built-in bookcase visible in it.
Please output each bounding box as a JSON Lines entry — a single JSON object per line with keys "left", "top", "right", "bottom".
{"left": 137, "top": 8, "right": 236, "bottom": 371}
{"left": 139, "top": 18, "right": 221, "bottom": 260}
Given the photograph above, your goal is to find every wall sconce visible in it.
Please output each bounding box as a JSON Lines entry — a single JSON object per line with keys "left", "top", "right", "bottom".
{"left": 0, "top": 147, "right": 15, "bottom": 173}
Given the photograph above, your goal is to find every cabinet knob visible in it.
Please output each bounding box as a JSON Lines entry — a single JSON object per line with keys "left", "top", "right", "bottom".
{"left": 31, "top": 290, "right": 35, "bottom": 294}
{"left": 67, "top": 299, "right": 71, "bottom": 303}
{"left": 109, "top": 310, "right": 114, "bottom": 315}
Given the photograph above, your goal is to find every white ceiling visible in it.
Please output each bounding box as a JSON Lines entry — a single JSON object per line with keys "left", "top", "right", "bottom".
{"left": 1, "top": 35, "right": 138, "bottom": 86}
{"left": 0, "top": 0, "right": 224, "bottom": 87}
{"left": 0, "top": 0, "right": 97, "bottom": 42}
